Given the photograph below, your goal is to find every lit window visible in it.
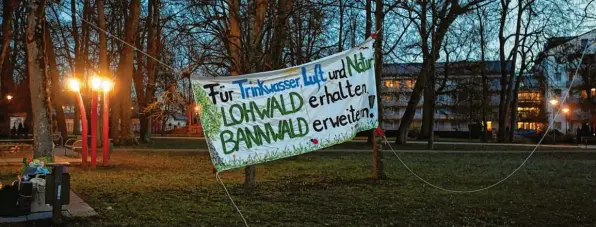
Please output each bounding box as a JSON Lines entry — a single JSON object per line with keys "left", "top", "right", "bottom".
{"left": 385, "top": 95, "right": 391, "bottom": 101}
{"left": 406, "top": 80, "right": 413, "bottom": 88}
{"left": 394, "top": 80, "right": 400, "bottom": 88}
{"left": 486, "top": 121, "right": 492, "bottom": 130}
{"left": 384, "top": 80, "right": 392, "bottom": 87}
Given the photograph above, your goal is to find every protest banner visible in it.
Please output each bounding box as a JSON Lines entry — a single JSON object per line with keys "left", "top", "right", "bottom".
{"left": 193, "top": 38, "right": 378, "bottom": 172}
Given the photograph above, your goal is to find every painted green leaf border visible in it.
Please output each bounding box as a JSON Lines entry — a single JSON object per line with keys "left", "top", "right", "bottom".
{"left": 192, "top": 81, "right": 222, "bottom": 139}
{"left": 214, "top": 119, "right": 379, "bottom": 172}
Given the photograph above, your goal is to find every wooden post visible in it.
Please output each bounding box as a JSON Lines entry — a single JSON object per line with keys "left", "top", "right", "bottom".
{"left": 46, "top": 162, "right": 70, "bottom": 224}
{"left": 373, "top": 129, "right": 386, "bottom": 179}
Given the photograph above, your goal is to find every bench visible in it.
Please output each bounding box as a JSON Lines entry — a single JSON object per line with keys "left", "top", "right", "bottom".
{"left": 64, "top": 138, "right": 83, "bottom": 156}
{"left": 63, "top": 138, "right": 114, "bottom": 156}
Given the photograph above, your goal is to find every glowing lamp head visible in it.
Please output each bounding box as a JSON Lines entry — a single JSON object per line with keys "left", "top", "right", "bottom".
{"left": 563, "top": 108, "right": 569, "bottom": 113}
{"left": 6, "top": 95, "right": 12, "bottom": 101}
{"left": 101, "top": 80, "right": 113, "bottom": 92}
{"left": 90, "top": 76, "right": 102, "bottom": 91}
{"left": 549, "top": 99, "right": 558, "bottom": 106}
{"left": 194, "top": 106, "right": 200, "bottom": 111}
{"left": 67, "top": 78, "right": 81, "bottom": 92}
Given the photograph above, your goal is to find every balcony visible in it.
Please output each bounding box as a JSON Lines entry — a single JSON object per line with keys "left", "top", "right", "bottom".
{"left": 566, "top": 78, "right": 583, "bottom": 87}
{"left": 382, "top": 100, "right": 409, "bottom": 106}
{"left": 380, "top": 86, "right": 412, "bottom": 92}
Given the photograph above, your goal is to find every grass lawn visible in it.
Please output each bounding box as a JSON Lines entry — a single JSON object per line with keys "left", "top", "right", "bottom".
{"left": 124, "top": 138, "right": 582, "bottom": 152}
{"left": 2, "top": 150, "right": 595, "bottom": 226}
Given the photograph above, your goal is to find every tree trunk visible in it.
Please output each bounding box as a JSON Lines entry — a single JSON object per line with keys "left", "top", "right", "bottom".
{"left": 497, "top": 0, "right": 513, "bottom": 143}
{"left": 477, "top": 8, "right": 488, "bottom": 142}
{"left": 114, "top": 0, "right": 141, "bottom": 145}
{"left": 338, "top": 0, "right": 344, "bottom": 52}
{"left": 71, "top": 0, "right": 81, "bottom": 135}
{"left": 97, "top": 0, "right": 108, "bottom": 143}
{"left": 134, "top": 0, "right": 160, "bottom": 144}
{"left": 228, "top": 0, "right": 241, "bottom": 76}
{"left": 243, "top": 0, "right": 268, "bottom": 189}
{"left": 502, "top": 0, "right": 524, "bottom": 142}
{"left": 26, "top": 0, "right": 53, "bottom": 160}
{"left": 45, "top": 25, "right": 68, "bottom": 143}
{"left": 97, "top": 0, "right": 109, "bottom": 75}
{"left": 420, "top": 83, "right": 434, "bottom": 139}
{"left": 396, "top": 66, "right": 432, "bottom": 145}
{"left": 372, "top": 0, "right": 386, "bottom": 180}
{"left": 397, "top": 0, "right": 429, "bottom": 144}
{"left": 396, "top": 1, "right": 459, "bottom": 145}
{"left": 269, "top": 0, "right": 290, "bottom": 69}
{"left": 509, "top": 2, "right": 534, "bottom": 142}
{"left": 225, "top": 0, "right": 252, "bottom": 188}
{"left": 365, "top": 0, "right": 374, "bottom": 144}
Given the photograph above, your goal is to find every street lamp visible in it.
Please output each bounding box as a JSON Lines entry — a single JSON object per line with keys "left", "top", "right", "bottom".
{"left": 549, "top": 99, "right": 558, "bottom": 106}
{"left": 67, "top": 78, "right": 88, "bottom": 168}
{"left": 6, "top": 94, "right": 13, "bottom": 101}
{"left": 563, "top": 108, "right": 570, "bottom": 135}
{"left": 89, "top": 75, "right": 103, "bottom": 169}
{"left": 101, "top": 79, "right": 113, "bottom": 167}
{"left": 550, "top": 98, "right": 558, "bottom": 145}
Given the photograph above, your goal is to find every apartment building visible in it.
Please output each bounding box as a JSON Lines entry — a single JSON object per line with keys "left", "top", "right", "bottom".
{"left": 380, "top": 60, "right": 543, "bottom": 132}
{"left": 535, "top": 29, "right": 596, "bottom": 133}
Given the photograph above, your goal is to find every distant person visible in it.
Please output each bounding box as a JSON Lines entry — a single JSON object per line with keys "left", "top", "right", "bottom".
{"left": 577, "top": 127, "right": 582, "bottom": 144}
{"left": 581, "top": 123, "right": 589, "bottom": 136}
{"left": 23, "top": 124, "right": 28, "bottom": 138}
{"left": 10, "top": 124, "right": 16, "bottom": 138}
{"left": 17, "top": 123, "right": 23, "bottom": 139}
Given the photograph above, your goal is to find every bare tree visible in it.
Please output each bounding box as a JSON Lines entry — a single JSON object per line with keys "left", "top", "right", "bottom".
{"left": 45, "top": 24, "right": 68, "bottom": 142}
{"left": 112, "top": 0, "right": 141, "bottom": 145}
{"left": 395, "top": 0, "right": 487, "bottom": 144}
{"left": 372, "top": 0, "right": 385, "bottom": 179}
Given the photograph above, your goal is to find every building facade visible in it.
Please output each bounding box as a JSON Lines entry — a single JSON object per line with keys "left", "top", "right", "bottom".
{"left": 380, "top": 60, "right": 543, "bottom": 132}
{"left": 535, "top": 29, "right": 596, "bottom": 134}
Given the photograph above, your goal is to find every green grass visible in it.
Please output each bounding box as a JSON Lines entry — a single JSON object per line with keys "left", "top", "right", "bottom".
{"left": 119, "top": 138, "right": 581, "bottom": 152}
{"left": 121, "top": 138, "right": 209, "bottom": 149}
{"left": 3, "top": 150, "right": 595, "bottom": 226}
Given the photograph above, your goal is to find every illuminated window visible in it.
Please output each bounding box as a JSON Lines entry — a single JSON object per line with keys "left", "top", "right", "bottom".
{"left": 518, "top": 92, "right": 541, "bottom": 102}
{"left": 406, "top": 80, "right": 413, "bottom": 88}
{"left": 385, "top": 95, "right": 391, "bottom": 101}
{"left": 486, "top": 121, "right": 492, "bottom": 130}
{"left": 394, "top": 80, "right": 400, "bottom": 88}
{"left": 591, "top": 88, "right": 596, "bottom": 97}
{"left": 384, "top": 80, "right": 392, "bottom": 87}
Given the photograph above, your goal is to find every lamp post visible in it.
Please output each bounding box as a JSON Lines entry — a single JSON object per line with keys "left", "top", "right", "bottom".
{"left": 101, "top": 79, "right": 112, "bottom": 166}
{"left": 6, "top": 94, "right": 13, "bottom": 102}
{"left": 67, "top": 78, "right": 88, "bottom": 168}
{"left": 550, "top": 98, "right": 558, "bottom": 145}
{"left": 90, "top": 76, "right": 103, "bottom": 169}
{"left": 563, "top": 108, "right": 570, "bottom": 135}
